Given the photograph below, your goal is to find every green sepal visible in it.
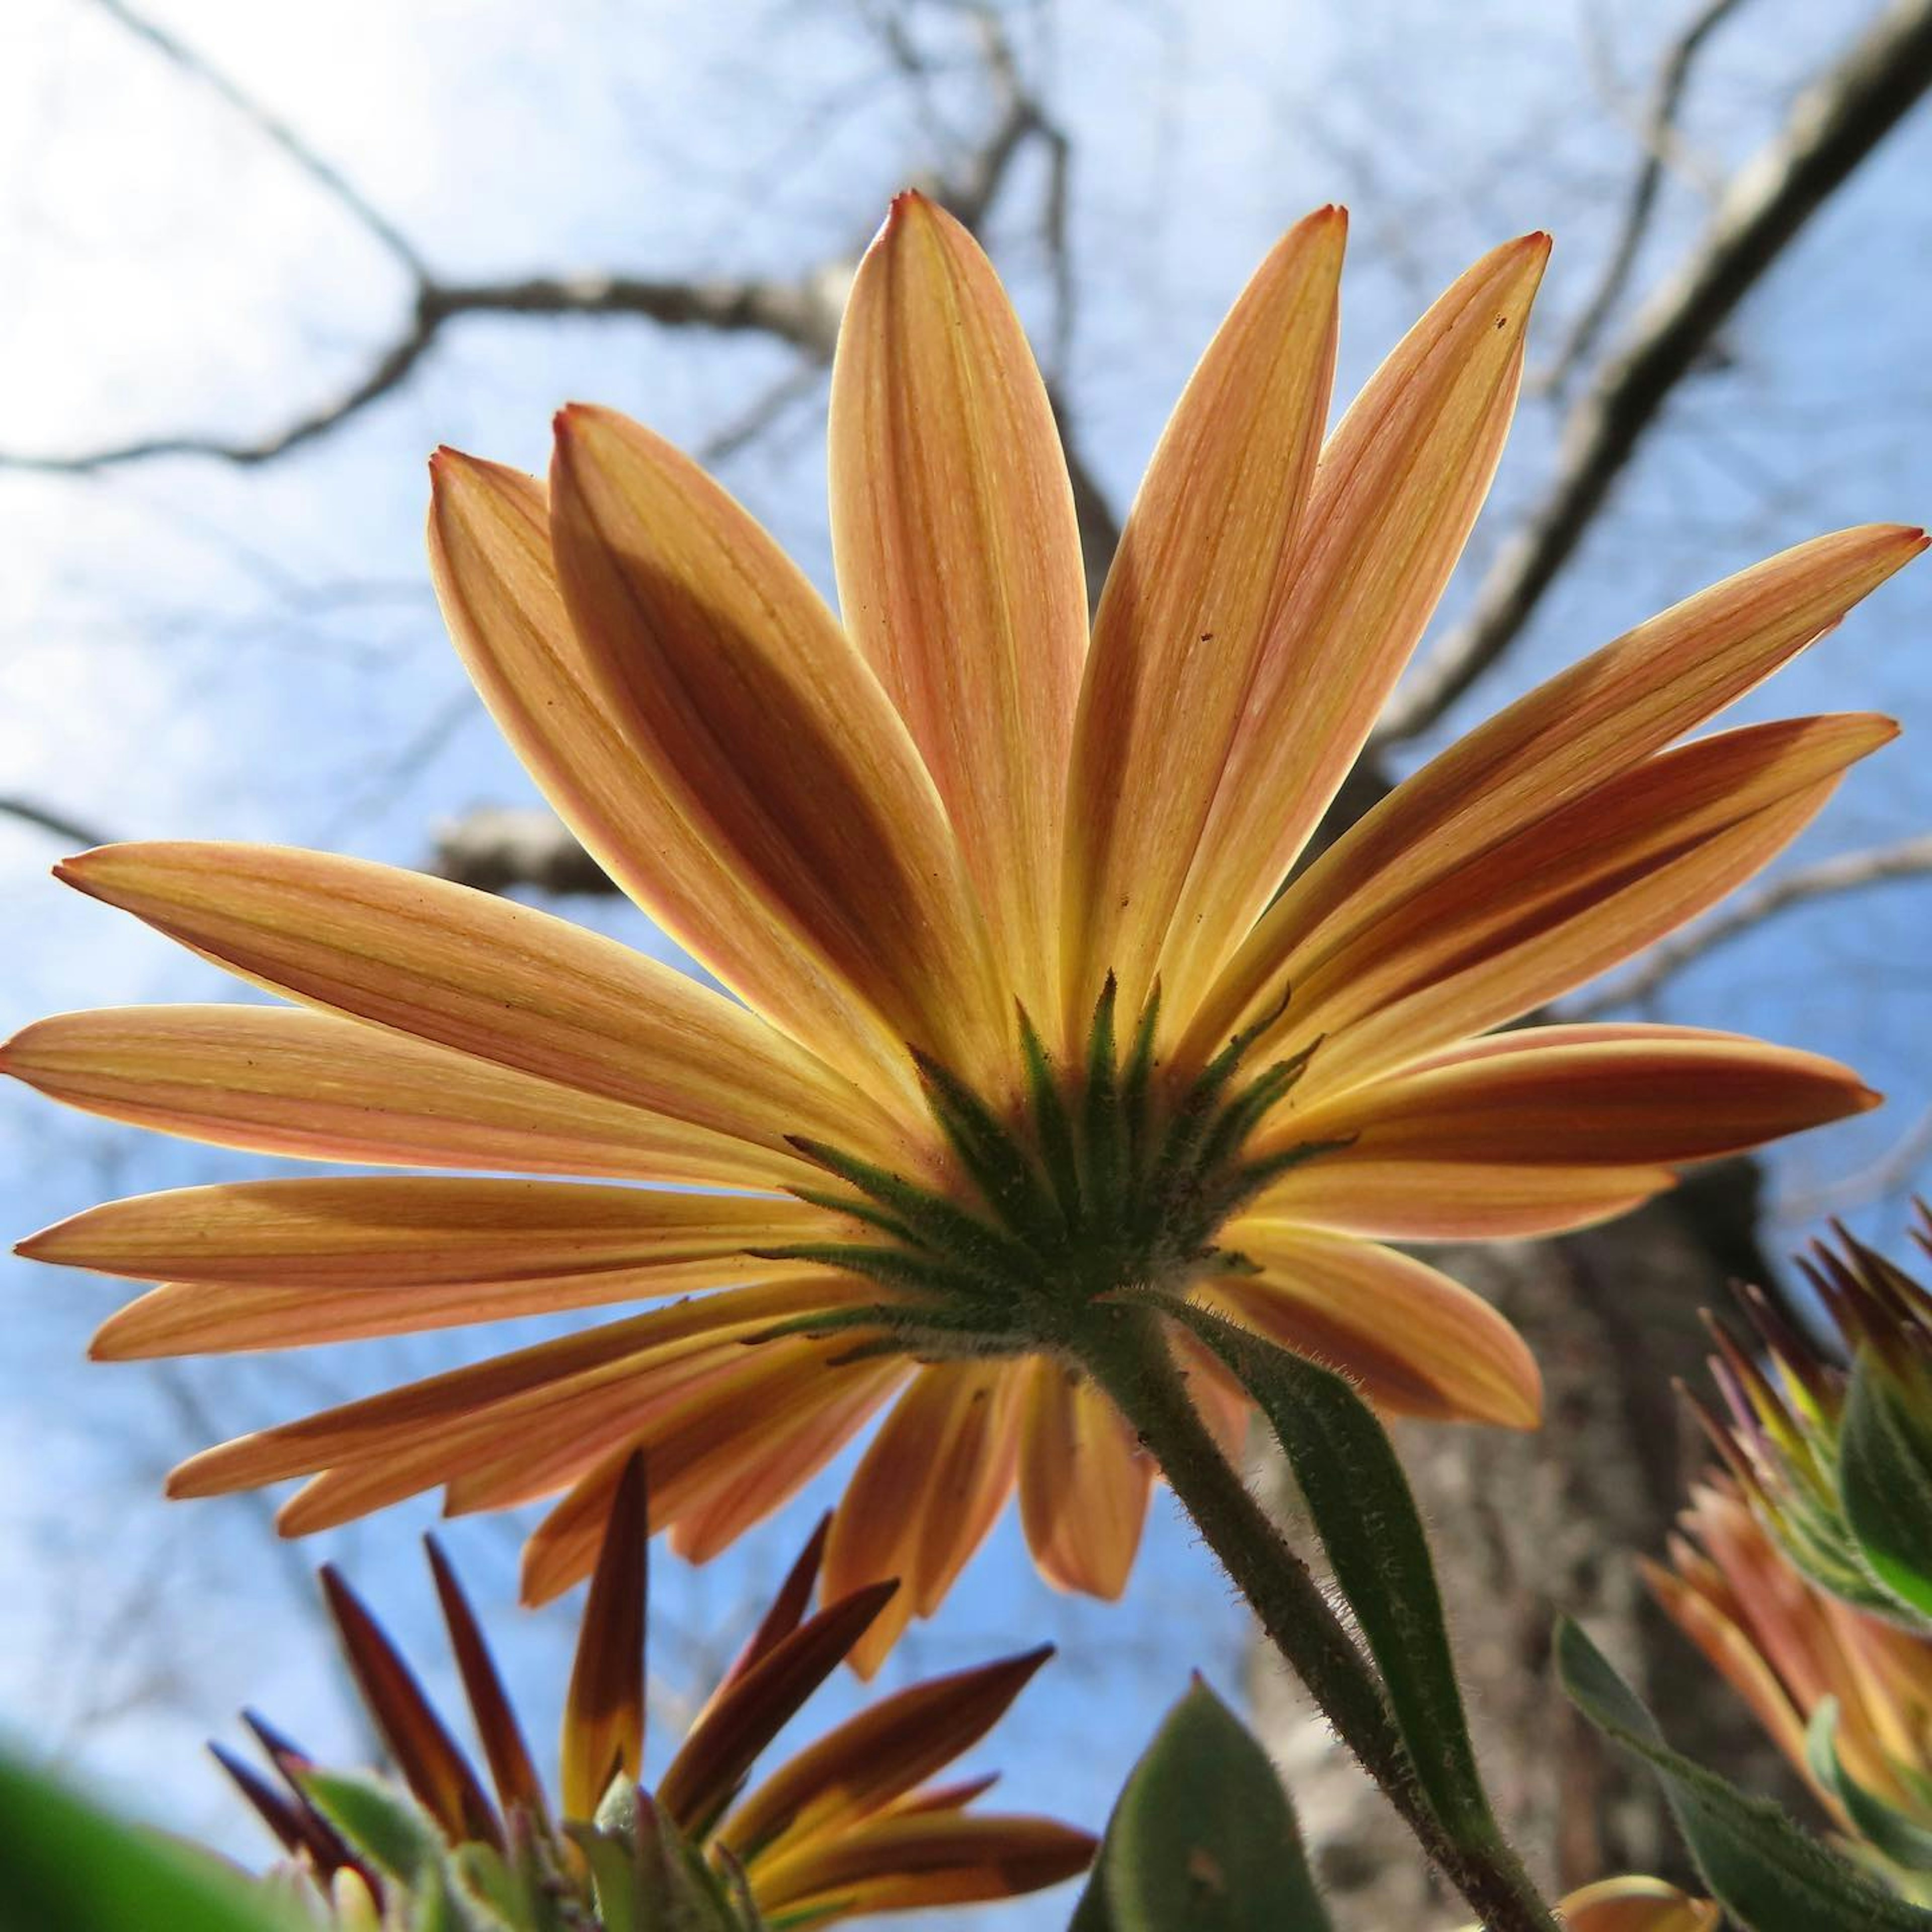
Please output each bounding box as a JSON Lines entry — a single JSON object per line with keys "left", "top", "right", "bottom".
{"left": 785, "top": 1140, "right": 1039, "bottom": 1290}
{"left": 1556, "top": 1616, "right": 1932, "bottom": 1930}
{"left": 1190, "top": 1039, "right": 1320, "bottom": 1184}
{"left": 909, "top": 1046, "right": 1064, "bottom": 1250}
{"left": 1017, "top": 1005, "right": 1082, "bottom": 1230}
{"left": 1082, "top": 974, "right": 1128, "bottom": 1230}
{"left": 745, "top": 1241, "right": 991, "bottom": 1303}
{"left": 1120, "top": 982, "right": 1162, "bottom": 1185}
{"left": 1161, "top": 1301, "right": 1502, "bottom": 1858}
{"left": 1840, "top": 1348, "right": 1932, "bottom": 1625}
{"left": 1068, "top": 1679, "right": 1332, "bottom": 1930}
{"left": 0, "top": 1742, "right": 306, "bottom": 1932}
{"left": 1806, "top": 1699, "right": 1932, "bottom": 1873}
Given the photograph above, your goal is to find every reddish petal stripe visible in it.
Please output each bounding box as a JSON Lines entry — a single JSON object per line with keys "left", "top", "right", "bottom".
{"left": 1268, "top": 1024, "right": 1876, "bottom": 1169}
{"left": 1196, "top": 522, "right": 1924, "bottom": 1065}
{"left": 832, "top": 193, "right": 1088, "bottom": 1021}
{"left": 548, "top": 405, "right": 1009, "bottom": 1091}
{"left": 1, "top": 1006, "right": 791, "bottom": 1186}
{"left": 1205, "top": 1227, "right": 1542, "bottom": 1428}
{"left": 1266, "top": 713, "right": 1888, "bottom": 1089}
{"left": 1016, "top": 1363, "right": 1152, "bottom": 1598}
{"left": 53, "top": 842, "right": 911, "bottom": 1173}
{"left": 430, "top": 452, "right": 916, "bottom": 1099}
{"left": 1156, "top": 233, "right": 1550, "bottom": 1024}
{"left": 1063, "top": 208, "right": 1344, "bottom": 1029}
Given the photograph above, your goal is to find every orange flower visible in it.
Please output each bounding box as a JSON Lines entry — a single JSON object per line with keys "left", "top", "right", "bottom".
{"left": 1456, "top": 1875, "right": 1718, "bottom": 1930}
{"left": 222, "top": 1456, "right": 1092, "bottom": 1926}
{"left": 8, "top": 194, "right": 1919, "bottom": 1669}
{"left": 1649, "top": 1477, "right": 1932, "bottom": 1849}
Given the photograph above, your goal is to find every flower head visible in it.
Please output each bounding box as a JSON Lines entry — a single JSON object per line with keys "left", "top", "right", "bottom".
{"left": 1648, "top": 1477, "right": 1932, "bottom": 1897}
{"left": 1688, "top": 1205, "right": 1932, "bottom": 1623}
{"left": 220, "top": 1455, "right": 1091, "bottom": 1926}
{"left": 8, "top": 193, "right": 1919, "bottom": 1666}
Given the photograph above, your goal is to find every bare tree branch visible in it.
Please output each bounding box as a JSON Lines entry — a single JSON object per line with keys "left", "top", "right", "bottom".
{"left": 1377, "top": 0, "right": 1932, "bottom": 746}
{"left": 1541, "top": 0, "right": 1752, "bottom": 394}
{"left": 0, "top": 797, "right": 116, "bottom": 850}
{"left": 82, "top": 0, "right": 427, "bottom": 280}
{"left": 1779, "top": 1103, "right": 1932, "bottom": 1220}
{"left": 5, "top": 1, "right": 1087, "bottom": 479}
{"left": 1563, "top": 831, "right": 1932, "bottom": 1017}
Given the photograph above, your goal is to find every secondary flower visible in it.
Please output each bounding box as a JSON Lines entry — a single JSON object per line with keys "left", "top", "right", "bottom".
{"left": 7, "top": 194, "right": 1920, "bottom": 1668}
{"left": 1689, "top": 1206, "right": 1932, "bottom": 1624}
{"left": 1455, "top": 1876, "right": 1717, "bottom": 1931}
{"left": 1648, "top": 1477, "right": 1932, "bottom": 1900}
{"left": 220, "top": 1455, "right": 1091, "bottom": 1926}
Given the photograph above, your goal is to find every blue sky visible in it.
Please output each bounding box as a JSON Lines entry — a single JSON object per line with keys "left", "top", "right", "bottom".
{"left": 2, "top": 3, "right": 1929, "bottom": 1926}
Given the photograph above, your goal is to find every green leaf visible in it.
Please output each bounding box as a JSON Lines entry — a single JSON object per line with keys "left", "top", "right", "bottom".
{"left": 1557, "top": 1617, "right": 1932, "bottom": 1930}
{"left": 1806, "top": 1700, "right": 1932, "bottom": 1873}
{"left": 1161, "top": 1302, "right": 1502, "bottom": 1856}
{"left": 1068, "top": 1679, "right": 1332, "bottom": 1931}
{"left": 1840, "top": 1350, "right": 1932, "bottom": 1624}
{"left": 299, "top": 1765, "right": 448, "bottom": 1881}
{"left": 0, "top": 1742, "right": 304, "bottom": 1932}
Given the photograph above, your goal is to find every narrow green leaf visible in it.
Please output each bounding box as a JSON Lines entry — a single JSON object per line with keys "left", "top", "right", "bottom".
{"left": 1557, "top": 1617, "right": 1932, "bottom": 1930}
{"left": 1068, "top": 1680, "right": 1331, "bottom": 1930}
{"left": 1162, "top": 1302, "right": 1501, "bottom": 1855}
{"left": 0, "top": 1743, "right": 303, "bottom": 1932}
{"left": 1840, "top": 1350, "right": 1932, "bottom": 1623}
{"left": 1805, "top": 1700, "right": 1932, "bottom": 1873}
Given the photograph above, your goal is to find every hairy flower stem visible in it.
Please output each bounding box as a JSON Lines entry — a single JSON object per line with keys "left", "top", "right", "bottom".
{"left": 1075, "top": 1305, "right": 1560, "bottom": 1932}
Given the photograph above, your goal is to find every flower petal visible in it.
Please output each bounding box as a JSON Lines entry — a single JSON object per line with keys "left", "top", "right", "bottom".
{"left": 39, "top": 1179, "right": 835, "bottom": 1355}
{"left": 1016, "top": 1363, "right": 1151, "bottom": 1597}
{"left": 750, "top": 1810, "right": 1096, "bottom": 1920}
{"left": 1060, "top": 207, "right": 1344, "bottom": 1023}
{"left": 1195, "top": 522, "right": 1925, "bottom": 1063}
{"left": 165, "top": 1279, "right": 854, "bottom": 1497}
{"left": 1457, "top": 1878, "right": 1719, "bottom": 1932}
{"left": 548, "top": 404, "right": 1008, "bottom": 1089}
{"left": 822, "top": 1363, "right": 1021, "bottom": 1675}
{"left": 725, "top": 1645, "right": 1051, "bottom": 1864}
{"left": 54, "top": 842, "right": 908, "bottom": 1172}
{"left": 0, "top": 1006, "right": 785, "bottom": 1185}
{"left": 1208, "top": 1227, "right": 1542, "bottom": 1427}
{"left": 429, "top": 451, "right": 915, "bottom": 1097}
{"left": 1254, "top": 1155, "right": 1673, "bottom": 1242}
{"left": 1155, "top": 233, "right": 1551, "bottom": 1020}
{"left": 831, "top": 193, "right": 1088, "bottom": 1019}
{"left": 1279, "top": 713, "right": 1889, "bottom": 1092}
{"left": 520, "top": 1353, "right": 906, "bottom": 1603}
{"left": 1268, "top": 1023, "right": 1877, "bottom": 1168}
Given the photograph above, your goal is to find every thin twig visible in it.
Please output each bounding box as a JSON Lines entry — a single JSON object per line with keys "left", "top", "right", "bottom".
{"left": 1540, "top": 0, "right": 1753, "bottom": 394}
{"left": 1563, "top": 832, "right": 1932, "bottom": 1017}
{"left": 1377, "top": 0, "right": 1932, "bottom": 747}
{"left": 81, "top": 0, "right": 427, "bottom": 279}
{"left": 0, "top": 796, "right": 116, "bottom": 849}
